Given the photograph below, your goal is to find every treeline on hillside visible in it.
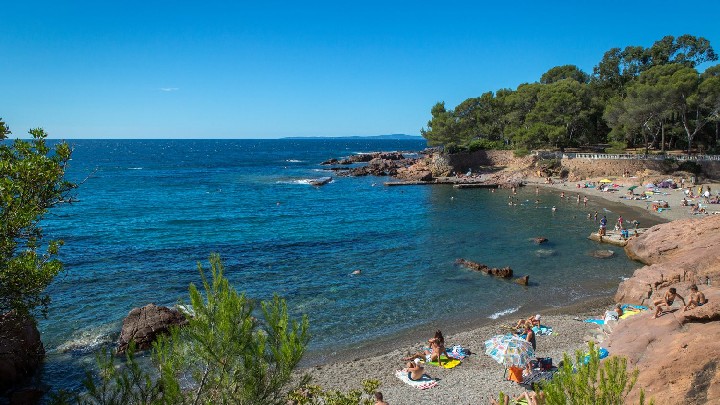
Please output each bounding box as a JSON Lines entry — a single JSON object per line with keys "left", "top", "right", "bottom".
{"left": 421, "top": 34, "right": 720, "bottom": 155}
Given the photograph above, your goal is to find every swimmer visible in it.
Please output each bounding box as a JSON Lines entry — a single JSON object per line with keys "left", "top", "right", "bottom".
{"left": 551, "top": 206, "right": 557, "bottom": 212}
{"left": 351, "top": 269, "right": 362, "bottom": 275}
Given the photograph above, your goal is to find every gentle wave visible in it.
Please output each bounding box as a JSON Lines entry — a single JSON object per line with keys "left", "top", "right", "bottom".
{"left": 54, "top": 324, "right": 117, "bottom": 354}
{"left": 285, "top": 159, "right": 303, "bottom": 163}
{"left": 487, "top": 306, "right": 520, "bottom": 320}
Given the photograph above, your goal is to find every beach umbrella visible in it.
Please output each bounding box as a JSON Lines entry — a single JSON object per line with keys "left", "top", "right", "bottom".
{"left": 628, "top": 185, "right": 638, "bottom": 191}
{"left": 484, "top": 334, "right": 535, "bottom": 367}
{"left": 599, "top": 179, "right": 613, "bottom": 183}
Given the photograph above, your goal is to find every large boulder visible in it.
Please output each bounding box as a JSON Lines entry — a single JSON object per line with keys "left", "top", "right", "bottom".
{"left": 605, "top": 287, "right": 720, "bottom": 404}
{"left": 608, "top": 215, "right": 720, "bottom": 403}
{"left": 117, "top": 304, "right": 187, "bottom": 354}
{"left": 0, "top": 312, "right": 44, "bottom": 390}
{"left": 616, "top": 215, "right": 720, "bottom": 306}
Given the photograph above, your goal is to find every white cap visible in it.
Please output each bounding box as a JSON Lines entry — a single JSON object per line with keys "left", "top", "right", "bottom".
{"left": 534, "top": 314, "right": 541, "bottom": 321}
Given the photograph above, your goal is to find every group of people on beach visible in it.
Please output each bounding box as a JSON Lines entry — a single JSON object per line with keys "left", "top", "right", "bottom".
{"left": 652, "top": 284, "right": 707, "bottom": 318}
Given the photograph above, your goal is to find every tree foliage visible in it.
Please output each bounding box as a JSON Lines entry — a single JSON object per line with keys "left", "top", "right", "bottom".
{"left": 421, "top": 34, "right": 720, "bottom": 154}
{"left": 54, "top": 255, "right": 312, "bottom": 405}
{"left": 0, "top": 118, "right": 76, "bottom": 317}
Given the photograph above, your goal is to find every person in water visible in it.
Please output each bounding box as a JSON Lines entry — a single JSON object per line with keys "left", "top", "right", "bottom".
{"left": 653, "top": 287, "right": 686, "bottom": 318}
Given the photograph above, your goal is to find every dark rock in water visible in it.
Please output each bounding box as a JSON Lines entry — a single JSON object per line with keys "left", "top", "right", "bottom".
{"left": 0, "top": 311, "right": 45, "bottom": 390}
{"left": 308, "top": 176, "right": 332, "bottom": 186}
{"left": 533, "top": 237, "right": 549, "bottom": 244}
{"left": 320, "top": 158, "right": 340, "bottom": 165}
{"left": 9, "top": 386, "right": 45, "bottom": 404}
{"left": 455, "top": 258, "right": 513, "bottom": 278}
{"left": 590, "top": 250, "right": 615, "bottom": 259}
{"left": 117, "top": 304, "right": 187, "bottom": 354}
{"left": 514, "top": 275, "right": 530, "bottom": 286}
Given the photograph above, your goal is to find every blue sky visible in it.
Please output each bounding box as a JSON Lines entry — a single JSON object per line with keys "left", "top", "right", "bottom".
{"left": 2, "top": 1, "right": 720, "bottom": 139}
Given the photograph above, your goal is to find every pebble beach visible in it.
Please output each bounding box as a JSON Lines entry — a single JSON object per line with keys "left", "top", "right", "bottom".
{"left": 297, "top": 176, "right": 720, "bottom": 404}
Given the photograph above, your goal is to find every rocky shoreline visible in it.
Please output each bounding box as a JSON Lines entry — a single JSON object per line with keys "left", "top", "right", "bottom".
{"left": 303, "top": 149, "right": 720, "bottom": 404}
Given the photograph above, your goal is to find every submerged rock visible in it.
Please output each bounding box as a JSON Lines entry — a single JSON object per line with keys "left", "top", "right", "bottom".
{"left": 534, "top": 249, "right": 556, "bottom": 258}
{"left": 589, "top": 249, "right": 615, "bottom": 258}
{"left": 455, "top": 258, "right": 513, "bottom": 278}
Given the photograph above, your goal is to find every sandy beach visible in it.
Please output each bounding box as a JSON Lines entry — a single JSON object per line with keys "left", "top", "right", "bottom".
{"left": 531, "top": 177, "right": 720, "bottom": 222}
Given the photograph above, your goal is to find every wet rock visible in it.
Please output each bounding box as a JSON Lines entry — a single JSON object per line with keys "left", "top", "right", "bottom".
{"left": 514, "top": 275, "right": 530, "bottom": 286}
{"left": 117, "top": 304, "right": 187, "bottom": 354}
{"left": 0, "top": 312, "right": 44, "bottom": 390}
{"left": 455, "top": 258, "right": 513, "bottom": 278}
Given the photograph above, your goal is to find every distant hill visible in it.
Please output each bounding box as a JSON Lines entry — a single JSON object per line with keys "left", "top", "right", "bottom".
{"left": 284, "top": 134, "right": 423, "bottom": 140}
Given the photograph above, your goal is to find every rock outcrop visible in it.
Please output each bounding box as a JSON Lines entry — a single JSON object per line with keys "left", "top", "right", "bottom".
{"left": 117, "top": 304, "right": 187, "bottom": 354}
{"left": 0, "top": 312, "right": 45, "bottom": 390}
{"left": 455, "top": 259, "right": 513, "bottom": 278}
{"left": 615, "top": 216, "right": 720, "bottom": 306}
{"left": 605, "top": 215, "right": 720, "bottom": 404}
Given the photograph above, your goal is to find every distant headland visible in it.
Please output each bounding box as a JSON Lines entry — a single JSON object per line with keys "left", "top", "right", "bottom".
{"left": 283, "top": 134, "right": 423, "bottom": 140}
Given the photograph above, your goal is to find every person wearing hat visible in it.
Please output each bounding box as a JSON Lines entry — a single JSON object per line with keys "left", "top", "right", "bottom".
{"left": 514, "top": 314, "right": 541, "bottom": 329}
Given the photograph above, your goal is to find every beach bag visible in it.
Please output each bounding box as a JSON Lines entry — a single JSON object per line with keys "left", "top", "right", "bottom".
{"left": 507, "top": 366, "right": 524, "bottom": 383}
{"left": 538, "top": 357, "right": 553, "bottom": 370}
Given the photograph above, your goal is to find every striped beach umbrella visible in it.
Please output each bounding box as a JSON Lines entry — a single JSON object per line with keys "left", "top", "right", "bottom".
{"left": 484, "top": 334, "right": 535, "bottom": 367}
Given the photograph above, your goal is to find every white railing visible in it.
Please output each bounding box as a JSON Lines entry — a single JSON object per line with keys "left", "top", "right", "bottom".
{"left": 560, "top": 153, "right": 720, "bottom": 161}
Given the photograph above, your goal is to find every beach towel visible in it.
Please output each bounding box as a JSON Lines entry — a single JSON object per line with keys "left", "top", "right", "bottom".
{"left": 426, "top": 355, "right": 461, "bottom": 369}
{"left": 532, "top": 325, "right": 553, "bottom": 336}
{"left": 446, "top": 345, "right": 469, "bottom": 360}
{"left": 583, "top": 319, "right": 604, "bottom": 325}
{"left": 394, "top": 370, "right": 438, "bottom": 390}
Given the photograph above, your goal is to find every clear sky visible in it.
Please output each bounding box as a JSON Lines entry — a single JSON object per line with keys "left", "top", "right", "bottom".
{"left": 2, "top": 1, "right": 720, "bottom": 139}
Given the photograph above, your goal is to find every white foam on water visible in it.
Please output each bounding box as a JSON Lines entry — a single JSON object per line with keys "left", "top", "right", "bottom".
{"left": 128, "top": 167, "right": 143, "bottom": 170}
{"left": 285, "top": 159, "right": 303, "bottom": 163}
{"left": 487, "top": 306, "right": 520, "bottom": 320}
{"left": 54, "top": 324, "right": 117, "bottom": 354}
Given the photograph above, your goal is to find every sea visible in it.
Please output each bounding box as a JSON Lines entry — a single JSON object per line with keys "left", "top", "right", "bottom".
{"left": 33, "top": 138, "right": 662, "bottom": 394}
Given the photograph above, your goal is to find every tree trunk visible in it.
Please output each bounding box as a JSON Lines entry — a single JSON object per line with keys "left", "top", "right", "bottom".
{"left": 661, "top": 121, "right": 665, "bottom": 152}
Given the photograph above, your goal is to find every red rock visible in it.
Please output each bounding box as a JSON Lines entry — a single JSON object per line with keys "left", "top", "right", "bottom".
{"left": 608, "top": 215, "right": 720, "bottom": 404}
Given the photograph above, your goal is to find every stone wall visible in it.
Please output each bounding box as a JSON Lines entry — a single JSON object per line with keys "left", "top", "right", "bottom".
{"left": 560, "top": 158, "right": 674, "bottom": 181}
{"left": 561, "top": 158, "right": 720, "bottom": 181}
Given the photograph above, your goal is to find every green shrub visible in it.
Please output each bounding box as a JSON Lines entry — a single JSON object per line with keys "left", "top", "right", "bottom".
{"left": 288, "top": 380, "right": 381, "bottom": 405}
{"left": 53, "top": 254, "right": 311, "bottom": 405}
{"left": 493, "top": 343, "right": 653, "bottom": 405}
{"left": 514, "top": 147, "right": 530, "bottom": 157}
{"left": 605, "top": 141, "right": 627, "bottom": 154}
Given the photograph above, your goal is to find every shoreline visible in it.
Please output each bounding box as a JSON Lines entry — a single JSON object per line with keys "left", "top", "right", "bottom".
{"left": 295, "top": 175, "right": 705, "bottom": 404}
{"left": 299, "top": 297, "right": 612, "bottom": 404}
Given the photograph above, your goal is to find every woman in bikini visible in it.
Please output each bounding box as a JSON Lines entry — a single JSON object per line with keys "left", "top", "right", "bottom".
{"left": 653, "top": 287, "right": 686, "bottom": 318}
{"left": 402, "top": 330, "right": 447, "bottom": 364}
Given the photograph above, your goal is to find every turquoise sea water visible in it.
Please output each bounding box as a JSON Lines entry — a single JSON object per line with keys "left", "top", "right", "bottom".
{"left": 36, "top": 139, "right": 661, "bottom": 393}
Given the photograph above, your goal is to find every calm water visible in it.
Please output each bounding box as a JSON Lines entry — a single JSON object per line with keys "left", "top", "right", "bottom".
{"left": 36, "top": 139, "right": 660, "bottom": 392}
